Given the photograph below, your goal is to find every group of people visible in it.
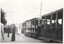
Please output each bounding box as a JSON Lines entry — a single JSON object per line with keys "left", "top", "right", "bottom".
{"left": 1, "top": 23, "right": 16, "bottom": 42}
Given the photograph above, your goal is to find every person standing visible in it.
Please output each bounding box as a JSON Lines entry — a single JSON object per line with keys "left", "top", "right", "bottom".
{"left": 11, "top": 24, "right": 16, "bottom": 41}
{"left": 0, "top": 23, "right": 4, "bottom": 40}
{"left": 7, "top": 26, "right": 10, "bottom": 37}
{"left": 17, "top": 27, "right": 21, "bottom": 34}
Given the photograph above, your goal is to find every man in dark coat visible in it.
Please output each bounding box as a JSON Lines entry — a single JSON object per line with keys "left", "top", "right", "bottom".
{"left": 7, "top": 26, "right": 10, "bottom": 37}
{"left": 11, "top": 24, "right": 16, "bottom": 41}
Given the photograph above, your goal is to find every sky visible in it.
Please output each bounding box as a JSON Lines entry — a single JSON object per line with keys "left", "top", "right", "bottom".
{"left": 0, "top": 0, "right": 63, "bottom": 25}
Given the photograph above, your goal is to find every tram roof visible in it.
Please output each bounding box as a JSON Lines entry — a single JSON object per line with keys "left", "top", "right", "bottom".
{"left": 26, "top": 18, "right": 39, "bottom": 22}
{"left": 42, "top": 8, "right": 63, "bottom": 20}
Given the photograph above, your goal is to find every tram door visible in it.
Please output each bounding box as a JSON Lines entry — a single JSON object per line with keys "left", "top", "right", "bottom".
{"left": 40, "top": 17, "right": 45, "bottom": 36}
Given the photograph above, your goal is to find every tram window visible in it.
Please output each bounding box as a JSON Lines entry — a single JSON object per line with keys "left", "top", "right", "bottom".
{"left": 47, "top": 19, "right": 50, "bottom": 25}
{"left": 58, "top": 19, "right": 62, "bottom": 25}
{"left": 47, "top": 19, "right": 50, "bottom": 21}
{"left": 52, "top": 20, "right": 54, "bottom": 23}
{"left": 47, "top": 22, "right": 50, "bottom": 25}
{"left": 58, "top": 11, "right": 62, "bottom": 25}
{"left": 42, "top": 19, "right": 45, "bottom": 25}
{"left": 26, "top": 29, "right": 31, "bottom": 33}
{"left": 26, "top": 21, "right": 31, "bottom": 28}
{"left": 52, "top": 20, "right": 61, "bottom": 24}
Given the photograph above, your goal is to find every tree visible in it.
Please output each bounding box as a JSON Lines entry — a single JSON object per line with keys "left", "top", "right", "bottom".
{"left": 1, "top": 9, "right": 7, "bottom": 25}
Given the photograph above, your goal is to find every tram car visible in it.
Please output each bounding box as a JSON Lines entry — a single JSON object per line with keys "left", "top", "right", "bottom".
{"left": 39, "top": 8, "right": 63, "bottom": 42}
{"left": 22, "top": 18, "right": 40, "bottom": 37}
{"left": 22, "top": 8, "right": 63, "bottom": 42}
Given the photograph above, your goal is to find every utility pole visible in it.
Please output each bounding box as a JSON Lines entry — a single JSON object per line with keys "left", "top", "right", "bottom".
{"left": 38, "top": 1, "right": 42, "bottom": 26}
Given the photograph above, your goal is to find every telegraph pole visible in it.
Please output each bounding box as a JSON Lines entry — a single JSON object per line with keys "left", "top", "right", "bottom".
{"left": 38, "top": 1, "right": 42, "bottom": 26}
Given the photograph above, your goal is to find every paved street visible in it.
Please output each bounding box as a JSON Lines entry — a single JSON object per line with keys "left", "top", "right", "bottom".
{"left": 1, "top": 33, "right": 63, "bottom": 43}
{"left": 1, "top": 33, "right": 44, "bottom": 43}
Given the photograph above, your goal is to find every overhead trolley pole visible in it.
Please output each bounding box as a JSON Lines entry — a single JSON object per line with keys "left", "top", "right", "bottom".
{"left": 38, "top": 1, "right": 42, "bottom": 26}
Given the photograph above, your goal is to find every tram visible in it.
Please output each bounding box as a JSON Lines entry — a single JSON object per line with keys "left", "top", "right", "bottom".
{"left": 22, "top": 8, "right": 63, "bottom": 42}
{"left": 39, "top": 8, "right": 63, "bottom": 42}
{"left": 22, "top": 18, "right": 39, "bottom": 37}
